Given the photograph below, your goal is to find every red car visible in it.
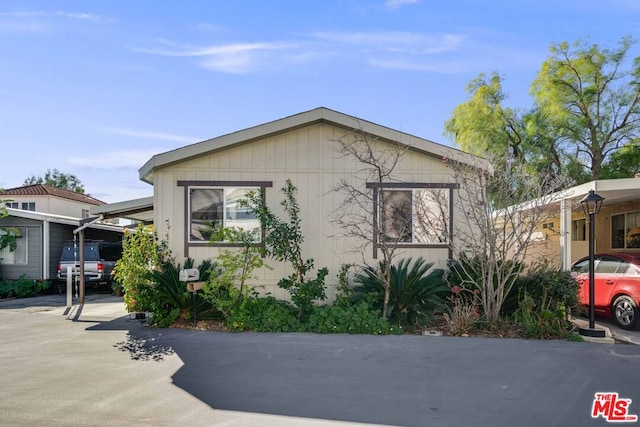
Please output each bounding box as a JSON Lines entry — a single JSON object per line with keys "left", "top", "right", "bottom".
{"left": 571, "top": 253, "right": 640, "bottom": 330}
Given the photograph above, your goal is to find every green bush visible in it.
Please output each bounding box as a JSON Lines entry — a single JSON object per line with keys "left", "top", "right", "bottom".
{"left": 306, "top": 302, "right": 402, "bottom": 335}
{"left": 353, "top": 257, "right": 448, "bottom": 330}
{"left": 0, "top": 277, "right": 50, "bottom": 298}
{"left": 225, "top": 295, "right": 302, "bottom": 332}
{"left": 504, "top": 268, "right": 579, "bottom": 317}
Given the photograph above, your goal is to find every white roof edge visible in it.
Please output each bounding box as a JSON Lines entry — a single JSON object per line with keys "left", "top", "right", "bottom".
{"left": 5, "top": 208, "right": 123, "bottom": 231}
{"left": 90, "top": 196, "right": 154, "bottom": 216}
{"left": 138, "top": 107, "right": 489, "bottom": 183}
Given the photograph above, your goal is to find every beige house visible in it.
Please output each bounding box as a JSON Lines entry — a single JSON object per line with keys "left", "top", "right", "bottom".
{"left": 520, "top": 179, "right": 640, "bottom": 269}
{"left": 93, "top": 108, "right": 488, "bottom": 300}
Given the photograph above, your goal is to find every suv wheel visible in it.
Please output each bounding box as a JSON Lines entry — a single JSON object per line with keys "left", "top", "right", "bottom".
{"left": 613, "top": 295, "right": 640, "bottom": 330}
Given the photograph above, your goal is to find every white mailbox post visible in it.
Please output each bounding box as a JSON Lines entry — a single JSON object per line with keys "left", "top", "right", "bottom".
{"left": 180, "top": 268, "right": 205, "bottom": 326}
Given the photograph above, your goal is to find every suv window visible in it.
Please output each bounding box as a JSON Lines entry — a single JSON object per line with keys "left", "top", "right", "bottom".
{"left": 59, "top": 243, "right": 120, "bottom": 261}
{"left": 99, "top": 245, "right": 122, "bottom": 261}
{"left": 595, "top": 258, "right": 621, "bottom": 274}
{"left": 571, "top": 259, "right": 589, "bottom": 274}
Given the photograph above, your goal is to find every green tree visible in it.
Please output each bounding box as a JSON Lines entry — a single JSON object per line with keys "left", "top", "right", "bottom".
{"left": 24, "top": 169, "right": 86, "bottom": 194}
{"left": 600, "top": 140, "right": 640, "bottom": 179}
{"left": 447, "top": 36, "right": 640, "bottom": 186}
{"left": 531, "top": 36, "right": 640, "bottom": 181}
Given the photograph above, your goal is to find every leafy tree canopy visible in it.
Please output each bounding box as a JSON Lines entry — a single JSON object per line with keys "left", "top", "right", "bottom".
{"left": 24, "top": 169, "right": 85, "bottom": 194}
{"left": 447, "top": 36, "right": 640, "bottom": 187}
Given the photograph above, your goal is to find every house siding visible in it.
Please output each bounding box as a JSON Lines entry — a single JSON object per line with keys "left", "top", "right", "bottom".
{"left": 0, "top": 216, "right": 42, "bottom": 280}
{"left": 153, "top": 122, "right": 462, "bottom": 301}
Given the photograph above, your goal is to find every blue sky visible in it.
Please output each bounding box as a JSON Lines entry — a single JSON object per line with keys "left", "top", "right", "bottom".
{"left": 1, "top": 0, "right": 638, "bottom": 203}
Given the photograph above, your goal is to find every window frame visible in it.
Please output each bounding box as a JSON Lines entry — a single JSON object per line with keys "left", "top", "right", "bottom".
{"left": 611, "top": 211, "right": 640, "bottom": 250}
{"left": 0, "top": 226, "right": 28, "bottom": 265}
{"left": 367, "top": 182, "right": 458, "bottom": 259}
{"left": 178, "top": 180, "right": 273, "bottom": 257}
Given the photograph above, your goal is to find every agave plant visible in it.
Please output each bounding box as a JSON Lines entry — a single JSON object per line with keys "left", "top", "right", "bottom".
{"left": 353, "top": 257, "right": 448, "bottom": 329}
{"left": 148, "top": 258, "right": 220, "bottom": 325}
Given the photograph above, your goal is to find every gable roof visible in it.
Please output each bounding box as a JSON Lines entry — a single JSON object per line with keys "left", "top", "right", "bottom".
{"left": 0, "top": 184, "right": 105, "bottom": 206}
{"left": 139, "top": 107, "right": 489, "bottom": 184}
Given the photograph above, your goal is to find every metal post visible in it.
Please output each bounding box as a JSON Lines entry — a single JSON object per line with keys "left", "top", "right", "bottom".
{"left": 588, "top": 212, "right": 596, "bottom": 330}
{"left": 66, "top": 266, "right": 73, "bottom": 308}
{"left": 79, "top": 230, "right": 85, "bottom": 305}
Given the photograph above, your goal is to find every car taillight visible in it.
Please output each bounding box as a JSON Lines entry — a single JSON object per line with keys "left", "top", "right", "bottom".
{"left": 97, "top": 262, "right": 104, "bottom": 273}
{"left": 57, "top": 264, "right": 61, "bottom": 274}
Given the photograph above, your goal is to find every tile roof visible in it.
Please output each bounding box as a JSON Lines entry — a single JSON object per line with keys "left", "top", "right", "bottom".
{"left": 0, "top": 184, "right": 105, "bottom": 205}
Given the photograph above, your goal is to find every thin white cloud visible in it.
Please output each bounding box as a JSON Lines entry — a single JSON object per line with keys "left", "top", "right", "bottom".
{"left": 0, "top": 10, "right": 111, "bottom": 33}
{"left": 311, "top": 31, "right": 465, "bottom": 54}
{"left": 369, "top": 58, "right": 464, "bottom": 73}
{"left": 136, "top": 41, "right": 297, "bottom": 74}
{"left": 385, "top": 0, "right": 420, "bottom": 10}
{"left": 68, "top": 149, "right": 163, "bottom": 170}
{"left": 102, "top": 127, "right": 198, "bottom": 144}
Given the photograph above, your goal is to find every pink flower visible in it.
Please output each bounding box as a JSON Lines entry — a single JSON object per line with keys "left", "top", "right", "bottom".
{"left": 451, "top": 285, "right": 462, "bottom": 294}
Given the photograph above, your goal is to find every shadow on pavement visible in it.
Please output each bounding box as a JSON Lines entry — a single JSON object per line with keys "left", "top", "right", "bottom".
{"left": 85, "top": 315, "right": 640, "bottom": 427}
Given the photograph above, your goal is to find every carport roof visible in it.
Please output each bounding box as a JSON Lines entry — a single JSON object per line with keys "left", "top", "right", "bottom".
{"left": 90, "top": 196, "right": 153, "bottom": 222}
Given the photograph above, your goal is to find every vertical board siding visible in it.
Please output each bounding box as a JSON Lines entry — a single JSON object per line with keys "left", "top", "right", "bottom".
{"left": 154, "top": 122, "right": 459, "bottom": 299}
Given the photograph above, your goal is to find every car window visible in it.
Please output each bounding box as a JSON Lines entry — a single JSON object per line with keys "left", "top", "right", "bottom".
{"left": 595, "top": 259, "right": 622, "bottom": 274}
{"left": 616, "top": 261, "right": 638, "bottom": 275}
{"left": 571, "top": 259, "right": 589, "bottom": 274}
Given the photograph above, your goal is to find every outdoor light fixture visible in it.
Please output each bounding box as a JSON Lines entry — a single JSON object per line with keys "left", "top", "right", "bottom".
{"left": 579, "top": 189, "right": 605, "bottom": 337}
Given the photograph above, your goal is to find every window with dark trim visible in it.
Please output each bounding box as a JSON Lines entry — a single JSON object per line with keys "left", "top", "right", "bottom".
{"left": 612, "top": 211, "right": 640, "bottom": 249}
{"left": 189, "top": 187, "right": 260, "bottom": 243}
{"left": 380, "top": 188, "right": 450, "bottom": 244}
{"left": 0, "top": 227, "right": 27, "bottom": 265}
{"left": 177, "top": 181, "right": 273, "bottom": 253}
{"left": 368, "top": 182, "right": 457, "bottom": 259}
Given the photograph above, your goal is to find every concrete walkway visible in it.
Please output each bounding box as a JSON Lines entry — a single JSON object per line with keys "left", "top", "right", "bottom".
{"left": 1, "top": 294, "right": 640, "bottom": 426}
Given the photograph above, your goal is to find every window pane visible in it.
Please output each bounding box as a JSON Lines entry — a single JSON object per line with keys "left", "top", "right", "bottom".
{"left": 190, "top": 189, "right": 224, "bottom": 241}
{"left": 381, "top": 190, "right": 412, "bottom": 242}
{"left": 627, "top": 212, "right": 640, "bottom": 249}
{"left": 612, "top": 214, "right": 625, "bottom": 249}
{"left": 414, "top": 189, "right": 449, "bottom": 243}
{"left": 225, "top": 188, "right": 261, "bottom": 241}
{"left": 0, "top": 227, "right": 27, "bottom": 265}
{"left": 573, "top": 219, "right": 586, "bottom": 242}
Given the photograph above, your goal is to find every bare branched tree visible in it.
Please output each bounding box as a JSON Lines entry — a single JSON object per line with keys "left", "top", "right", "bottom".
{"left": 331, "top": 130, "right": 409, "bottom": 317}
{"left": 445, "top": 155, "right": 570, "bottom": 324}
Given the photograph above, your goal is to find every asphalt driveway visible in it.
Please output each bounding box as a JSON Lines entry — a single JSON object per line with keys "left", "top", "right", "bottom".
{"left": 1, "top": 294, "right": 640, "bottom": 426}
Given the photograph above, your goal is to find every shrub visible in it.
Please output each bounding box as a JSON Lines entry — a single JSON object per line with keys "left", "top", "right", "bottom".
{"left": 306, "top": 302, "right": 402, "bottom": 335}
{"left": 113, "top": 224, "right": 171, "bottom": 313}
{"left": 353, "top": 257, "right": 448, "bottom": 330}
{"left": 504, "top": 268, "right": 579, "bottom": 318}
{"left": 0, "top": 277, "right": 50, "bottom": 298}
{"left": 515, "top": 290, "right": 573, "bottom": 339}
{"left": 443, "top": 289, "right": 481, "bottom": 336}
{"left": 225, "top": 295, "right": 302, "bottom": 332}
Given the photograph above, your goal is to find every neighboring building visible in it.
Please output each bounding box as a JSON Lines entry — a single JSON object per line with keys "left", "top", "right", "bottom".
{"left": 0, "top": 185, "right": 122, "bottom": 281}
{"left": 1, "top": 184, "right": 105, "bottom": 218}
{"left": 514, "top": 179, "right": 640, "bottom": 270}
{"left": 93, "top": 107, "right": 489, "bottom": 300}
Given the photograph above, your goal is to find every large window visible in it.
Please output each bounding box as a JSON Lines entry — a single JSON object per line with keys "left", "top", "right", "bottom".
{"left": 21, "top": 202, "right": 35, "bottom": 211}
{"left": 379, "top": 188, "right": 449, "bottom": 244}
{"left": 5, "top": 202, "right": 18, "bottom": 209}
{"left": 612, "top": 211, "right": 640, "bottom": 249}
{"left": 0, "top": 227, "right": 27, "bottom": 265}
{"left": 189, "top": 187, "right": 260, "bottom": 243}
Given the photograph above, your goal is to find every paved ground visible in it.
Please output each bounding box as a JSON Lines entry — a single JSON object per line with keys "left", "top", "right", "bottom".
{"left": 1, "top": 294, "right": 640, "bottom": 427}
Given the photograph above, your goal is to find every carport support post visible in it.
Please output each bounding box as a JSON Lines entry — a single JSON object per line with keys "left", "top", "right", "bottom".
{"left": 79, "top": 229, "right": 85, "bottom": 305}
